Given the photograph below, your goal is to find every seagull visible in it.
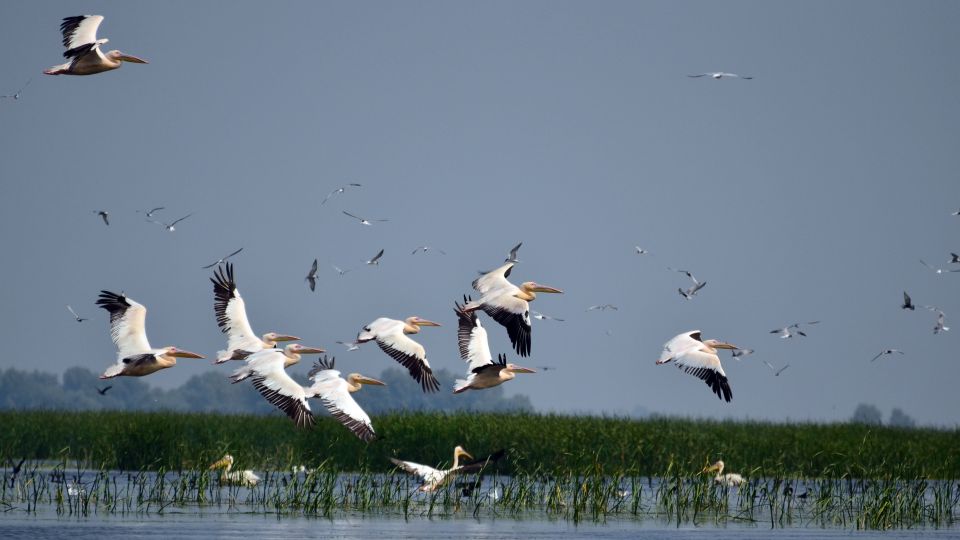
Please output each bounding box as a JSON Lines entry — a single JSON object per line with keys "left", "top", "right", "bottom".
{"left": 136, "top": 207, "right": 164, "bottom": 218}
{"left": 950, "top": 253, "right": 960, "bottom": 264}
{"left": 305, "top": 259, "right": 319, "bottom": 291}
{"left": 94, "top": 210, "right": 110, "bottom": 226}
{"left": 331, "top": 264, "right": 352, "bottom": 277}
{"left": 201, "top": 248, "right": 243, "bottom": 269}
{"left": 730, "top": 348, "right": 754, "bottom": 360}
{"left": 586, "top": 304, "right": 618, "bottom": 312}
{"left": 96, "top": 386, "right": 112, "bottom": 395}
{"left": 366, "top": 249, "right": 385, "bottom": 266}
{"left": 952, "top": 209, "right": 960, "bottom": 216}
{"left": 901, "top": 291, "right": 916, "bottom": 311}
{"left": 634, "top": 246, "right": 649, "bottom": 255}
{"left": 770, "top": 321, "right": 819, "bottom": 338}
{"left": 762, "top": 360, "right": 790, "bottom": 376}
{"left": 412, "top": 246, "right": 447, "bottom": 255}
{"left": 919, "top": 259, "right": 960, "bottom": 274}
{"left": 505, "top": 242, "right": 523, "bottom": 263}
{"left": 688, "top": 72, "right": 753, "bottom": 80}
{"left": 671, "top": 268, "right": 707, "bottom": 299}
{"left": 934, "top": 311, "right": 949, "bottom": 334}
{"left": 336, "top": 340, "right": 361, "bottom": 352}
{"left": 871, "top": 349, "right": 904, "bottom": 362}
{"left": 320, "top": 183, "right": 362, "bottom": 205}
{"left": 66, "top": 305, "right": 87, "bottom": 322}
{"left": 148, "top": 213, "right": 192, "bottom": 232}
{"left": 535, "top": 365, "right": 558, "bottom": 371}
{"left": 1, "top": 79, "right": 31, "bottom": 100}
{"left": 531, "top": 311, "right": 564, "bottom": 322}
{"left": 342, "top": 211, "right": 388, "bottom": 226}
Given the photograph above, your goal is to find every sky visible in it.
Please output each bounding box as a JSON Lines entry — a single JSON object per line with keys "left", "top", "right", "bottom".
{"left": 1, "top": 1, "right": 958, "bottom": 425}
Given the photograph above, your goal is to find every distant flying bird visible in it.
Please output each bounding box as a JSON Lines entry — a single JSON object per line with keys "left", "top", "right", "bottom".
{"left": 919, "top": 259, "right": 960, "bottom": 274}
{"left": 366, "top": 249, "right": 385, "bottom": 266}
{"left": 66, "top": 305, "right": 88, "bottom": 322}
{"left": 229, "top": 343, "right": 327, "bottom": 428}
{"left": 531, "top": 311, "right": 564, "bottom": 322}
{"left": 688, "top": 72, "right": 753, "bottom": 80}
{"left": 634, "top": 246, "right": 648, "bottom": 255}
{"left": 320, "top": 183, "right": 362, "bottom": 205}
{"left": 336, "top": 340, "right": 361, "bottom": 352}
{"left": 211, "top": 263, "right": 300, "bottom": 363}
{"left": 465, "top": 262, "right": 563, "bottom": 357}
{"left": 331, "top": 264, "right": 351, "bottom": 277}
{"left": 901, "top": 291, "right": 916, "bottom": 311}
{"left": 770, "top": 321, "right": 819, "bottom": 339}
{"left": 356, "top": 316, "right": 442, "bottom": 392}
{"left": 44, "top": 15, "right": 148, "bottom": 76}
{"left": 933, "top": 311, "right": 949, "bottom": 334}
{"left": 950, "top": 253, "right": 960, "bottom": 264}
{"left": 96, "top": 385, "right": 112, "bottom": 395}
{"left": 762, "top": 360, "right": 790, "bottom": 376}
{"left": 871, "top": 349, "right": 904, "bottom": 362}
{"left": 94, "top": 210, "right": 110, "bottom": 226}
{"left": 1, "top": 79, "right": 31, "bottom": 100}
{"left": 505, "top": 242, "right": 523, "bottom": 263}
{"left": 305, "top": 355, "right": 385, "bottom": 441}
{"left": 586, "top": 304, "right": 618, "bottom": 312}
{"left": 305, "top": 259, "right": 319, "bottom": 291}
{"left": 412, "top": 246, "right": 446, "bottom": 255}
{"left": 452, "top": 299, "right": 535, "bottom": 394}
{"left": 96, "top": 290, "right": 204, "bottom": 378}
{"left": 201, "top": 247, "right": 243, "bottom": 269}
{"left": 952, "top": 209, "right": 960, "bottom": 216}
{"left": 657, "top": 331, "right": 737, "bottom": 401}
{"left": 136, "top": 207, "right": 164, "bottom": 218}
{"left": 670, "top": 268, "right": 707, "bottom": 299}
{"left": 342, "top": 211, "right": 388, "bottom": 226}
{"left": 148, "top": 213, "right": 192, "bottom": 232}
{"left": 730, "top": 348, "right": 754, "bottom": 360}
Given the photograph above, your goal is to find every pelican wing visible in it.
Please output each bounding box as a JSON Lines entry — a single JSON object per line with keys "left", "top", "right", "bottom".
{"left": 455, "top": 301, "right": 494, "bottom": 372}
{"left": 672, "top": 348, "right": 732, "bottom": 402}
{"left": 472, "top": 263, "right": 515, "bottom": 294}
{"left": 211, "top": 263, "right": 260, "bottom": 359}
{"left": 361, "top": 318, "right": 440, "bottom": 392}
{"left": 307, "top": 370, "right": 375, "bottom": 441}
{"left": 657, "top": 330, "right": 703, "bottom": 364}
{"left": 389, "top": 458, "right": 445, "bottom": 485}
{"left": 243, "top": 351, "right": 314, "bottom": 428}
{"left": 479, "top": 292, "right": 532, "bottom": 357}
{"left": 60, "top": 15, "right": 104, "bottom": 56}
{"left": 96, "top": 291, "right": 151, "bottom": 357}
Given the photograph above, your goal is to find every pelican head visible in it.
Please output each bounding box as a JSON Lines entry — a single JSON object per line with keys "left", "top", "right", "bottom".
{"left": 405, "top": 316, "right": 442, "bottom": 330}
{"left": 263, "top": 332, "right": 300, "bottom": 346}
{"left": 346, "top": 373, "right": 386, "bottom": 391}
{"left": 521, "top": 282, "right": 563, "bottom": 294}
{"left": 702, "top": 339, "right": 738, "bottom": 351}
{"left": 108, "top": 50, "right": 149, "bottom": 64}
{"left": 209, "top": 454, "right": 234, "bottom": 471}
{"left": 454, "top": 445, "right": 473, "bottom": 461}
{"left": 162, "top": 346, "right": 205, "bottom": 359}
{"left": 286, "top": 344, "right": 326, "bottom": 355}
{"left": 505, "top": 364, "right": 536, "bottom": 374}
{"left": 702, "top": 460, "right": 725, "bottom": 474}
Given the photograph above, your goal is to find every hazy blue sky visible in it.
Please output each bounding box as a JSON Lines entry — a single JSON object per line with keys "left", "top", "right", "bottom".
{"left": 1, "top": 1, "right": 958, "bottom": 425}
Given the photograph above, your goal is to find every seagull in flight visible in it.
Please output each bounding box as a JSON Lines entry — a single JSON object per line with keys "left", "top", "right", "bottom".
{"left": 952, "top": 209, "right": 960, "bottom": 216}
{"left": 731, "top": 348, "right": 754, "bottom": 360}
{"left": 342, "top": 211, "right": 388, "bottom": 226}
{"left": 950, "top": 253, "right": 960, "bottom": 264}
{"left": 148, "top": 213, "right": 192, "bottom": 232}
{"left": 331, "top": 264, "right": 352, "bottom": 277}
{"left": 763, "top": 360, "right": 790, "bottom": 376}
{"left": 94, "top": 210, "right": 110, "bottom": 226}
{"left": 670, "top": 268, "right": 707, "bottom": 299}
{"left": 919, "top": 259, "right": 960, "bottom": 274}
{"left": 933, "top": 310, "right": 949, "bottom": 334}
{"left": 586, "top": 304, "right": 618, "bottom": 312}
{"left": 321, "top": 183, "right": 362, "bottom": 205}
{"left": 305, "top": 259, "right": 319, "bottom": 291}
{"left": 136, "top": 207, "right": 165, "bottom": 218}
{"left": 366, "top": 249, "right": 385, "bottom": 266}
{"left": 505, "top": 242, "right": 522, "bottom": 263}
{"left": 412, "top": 246, "right": 446, "bottom": 255}
{"left": 96, "top": 386, "right": 113, "bottom": 396}
{"left": 201, "top": 248, "right": 243, "bottom": 269}
{"left": 770, "top": 321, "right": 819, "bottom": 339}
{"left": 871, "top": 349, "right": 903, "bottom": 362}
{"left": 1, "top": 78, "right": 31, "bottom": 100}
{"left": 532, "top": 311, "right": 564, "bottom": 322}
{"left": 688, "top": 72, "right": 753, "bottom": 80}
{"left": 634, "top": 246, "right": 649, "bottom": 255}
{"left": 66, "top": 305, "right": 87, "bottom": 322}
{"left": 901, "top": 291, "right": 916, "bottom": 311}
{"left": 336, "top": 340, "right": 361, "bottom": 352}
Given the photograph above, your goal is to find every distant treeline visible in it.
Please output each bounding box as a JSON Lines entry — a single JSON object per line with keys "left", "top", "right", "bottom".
{"left": 0, "top": 365, "right": 532, "bottom": 415}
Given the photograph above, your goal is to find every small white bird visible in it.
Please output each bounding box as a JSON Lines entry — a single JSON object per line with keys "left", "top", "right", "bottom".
{"left": 634, "top": 246, "right": 648, "bottom": 255}
{"left": 136, "top": 206, "right": 164, "bottom": 218}
{"left": 321, "top": 183, "right": 362, "bottom": 205}
{"left": 343, "top": 211, "right": 388, "bottom": 226}
{"left": 670, "top": 268, "right": 707, "bottom": 299}
{"left": 331, "top": 264, "right": 352, "bottom": 276}
{"left": 531, "top": 311, "right": 564, "bottom": 322}
{"left": 586, "top": 304, "right": 618, "bottom": 312}
{"left": 871, "top": 349, "right": 903, "bottom": 362}
{"left": 202, "top": 247, "right": 243, "bottom": 269}
{"left": 934, "top": 311, "right": 949, "bottom": 334}
{"left": 505, "top": 242, "right": 523, "bottom": 263}
{"left": 901, "top": 291, "right": 916, "bottom": 311}
{"left": 336, "top": 340, "right": 361, "bottom": 351}
{"left": 762, "top": 360, "right": 790, "bottom": 376}
{"left": 1, "top": 79, "right": 31, "bottom": 100}
{"left": 366, "top": 249, "right": 385, "bottom": 266}
{"left": 688, "top": 72, "right": 753, "bottom": 80}
{"left": 950, "top": 253, "right": 960, "bottom": 264}
{"left": 66, "top": 305, "right": 88, "bottom": 322}
{"left": 148, "top": 213, "right": 192, "bottom": 232}
{"left": 770, "top": 321, "right": 819, "bottom": 339}
{"left": 730, "top": 348, "right": 754, "bottom": 360}
{"left": 412, "top": 246, "right": 446, "bottom": 255}
{"left": 919, "top": 259, "right": 960, "bottom": 275}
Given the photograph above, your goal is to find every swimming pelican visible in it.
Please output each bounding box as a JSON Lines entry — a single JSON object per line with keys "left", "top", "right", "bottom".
{"left": 871, "top": 349, "right": 903, "bottom": 362}
{"left": 688, "top": 72, "right": 753, "bottom": 80}
{"left": 44, "top": 16, "right": 148, "bottom": 76}
{"left": 901, "top": 291, "right": 915, "bottom": 311}
{"left": 390, "top": 446, "right": 476, "bottom": 492}
{"left": 465, "top": 262, "right": 563, "bottom": 357}
{"left": 703, "top": 460, "right": 745, "bottom": 486}
{"left": 453, "top": 299, "right": 535, "bottom": 394}
{"left": 96, "top": 291, "right": 204, "bottom": 378}
{"left": 209, "top": 454, "right": 261, "bottom": 487}
{"left": 356, "top": 316, "right": 441, "bottom": 392}
{"left": 306, "top": 356, "right": 385, "bottom": 441}
{"left": 229, "top": 343, "right": 327, "bottom": 428}
{"left": 657, "top": 330, "right": 737, "bottom": 402}
{"left": 305, "top": 259, "right": 319, "bottom": 291}
{"left": 211, "top": 263, "right": 299, "bottom": 363}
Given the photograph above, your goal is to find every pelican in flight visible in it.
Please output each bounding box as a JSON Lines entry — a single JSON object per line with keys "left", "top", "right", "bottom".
{"left": 211, "top": 263, "right": 299, "bottom": 363}
{"left": 44, "top": 16, "right": 148, "bottom": 76}
{"left": 390, "top": 446, "right": 482, "bottom": 492}
{"left": 901, "top": 291, "right": 915, "bottom": 311}
{"left": 66, "top": 305, "right": 88, "bottom": 322}
{"left": 148, "top": 213, "right": 192, "bottom": 232}
{"left": 505, "top": 242, "right": 522, "bottom": 263}
{"left": 343, "top": 211, "right": 388, "bottom": 226}
{"left": 201, "top": 248, "right": 243, "bottom": 269}
{"left": 209, "top": 455, "right": 260, "bottom": 487}
{"left": 871, "top": 349, "right": 903, "bottom": 362}
{"left": 230, "top": 343, "right": 327, "bottom": 428}
{"left": 464, "top": 262, "right": 562, "bottom": 357}
{"left": 305, "top": 259, "right": 319, "bottom": 291}
{"left": 321, "top": 183, "right": 362, "bottom": 205}
{"left": 306, "top": 356, "right": 385, "bottom": 441}
{"left": 703, "top": 460, "right": 745, "bottom": 486}
{"left": 453, "top": 299, "right": 535, "bottom": 394}
{"left": 657, "top": 330, "right": 738, "bottom": 402}
{"left": 688, "top": 72, "right": 752, "bottom": 80}
{"left": 94, "top": 210, "right": 110, "bottom": 226}
{"left": 96, "top": 291, "right": 204, "bottom": 378}
{"left": 357, "top": 316, "right": 441, "bottom": 392}
{"left": 670, "top": 268, "right": 706, "bottom": 299}
{"left": 366, "top": 249, "right": 385, "bottom": 266}
{"left": 920, "top": 259, "right": 960, "bottom": 274}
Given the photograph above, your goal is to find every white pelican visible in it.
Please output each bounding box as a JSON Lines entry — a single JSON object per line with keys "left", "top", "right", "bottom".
{"left": 453, "top": 300, "right": 535, "bottom": 394}
{"left": 94, "top": 210, "right": 109, "bottom": 226}
{"left": 465, "top": 262, "right": 562, "bottom": 357}
{"left": 902, "top": 291, "right": 915, "bottom": 311}
{"left": 871, "top": 349, "right": 903, "bottom": 362}
{"left": 305, "top": 259, "right": 319, "bottom": 291}
{"left": 201, "top": 247, "right": 243, "bottom": 269}
{"left": 147, "top": 213, "right": 192, "bottom": 232}
{"left": 357, "top": 317, "right": 441, "bottom": 392}
{"left": 321, "top": 183, "right": 362, "bottom": 205}
{"left": 211, "top": 263, "right": 299, "bottom": 363}
{"left": 505, "top": 242, "right": 522, "bottom": 263}
{"left": 229, "top": 343, "right": 327, "bottom": 428}
{"left": 390, "top": 446, "right": 475, "bottom": 492}
{"left": 96, "top": 290, "right": 204, "bottom": 379}
{"left": 306, "top": 356, "right": 385, "bottom": 441}
{"left": 657, "top": 330, "right": 737, "bottom": 402}
{"left": 688, "top": 72, "right": 752, "bottom": 80}
{"left": 920, "top": 259, "right": 960, "bottom": 275}
{"left": 1, "top": 79, "right": 31, "bottom": 100}
{"left": 44, "top": 16, "right": 148, "bottom": 76}
{"left": 66, "top": 304, "right": 88, "bottom": 322}
{"left": 342, "top": 211, "right": 388, "bottom": 226}
{"left": 703, "top": 460, "right": 745, "bottom": 486}
{"left": 209, "top": 454, "right": 260, "bottom": 487}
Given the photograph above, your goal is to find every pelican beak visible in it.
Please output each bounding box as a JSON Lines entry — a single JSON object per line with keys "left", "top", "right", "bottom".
{"left": 274, "top": 334, "right": 300, "bottom": 342}
{"left": 713, "top": 342, "right": 738, "bottom": 350}
{"left": 209, "top": 457, "right": 229, "bottom": 470}
{"left": 508, "top": 366, "right": 536, "bottom": 374}
{"left": 298, "top": 346, "right": 326, "bottom": 354}
{"left": 119, "top": 54, "right": 148, "bottom": 64}
{"left": 171, "top": 349, "right": 205, "bottom": 359}
{"left": 459, "top": 449, "right": 474, "bottom": 460}
{"left": 416, "top": 319, "right": 442, "bottom": 327}
{"left": 356, "top": 375, "right": 386, "bottom": 386}
{"left": 532, "top": 284, "right": 563, "bottom": 294}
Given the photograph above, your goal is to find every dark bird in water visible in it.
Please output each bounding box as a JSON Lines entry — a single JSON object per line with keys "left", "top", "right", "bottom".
{"left": 202, "top": 248, "right": 243, "bottom": 269}
{"left": 94, "top": 210, "right": 110, "bottom": 226}
{"left": 505, "top": 242, "right": 522, "bottom": 263}
{"left": 66, "top": 305, "right": 87, "bottom": 322}
{"left": 901, "top": 291, "right": 915, "bottom": 311}
{"left": 97, "top": 385, "right": 113, "bottom": 395}
{"left": 305, "top": 259, "right": 319, "bottom": 292}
